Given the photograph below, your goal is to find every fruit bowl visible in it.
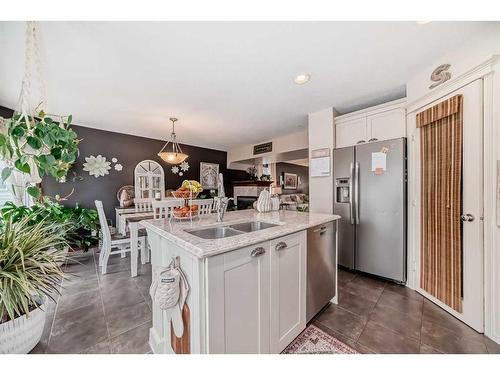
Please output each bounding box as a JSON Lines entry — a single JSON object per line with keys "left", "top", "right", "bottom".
{"left": 172, "top": 190, "right": 199, "bottom": 199}
{"left": 172, "top": 205, "right": 199, "bottom": 220}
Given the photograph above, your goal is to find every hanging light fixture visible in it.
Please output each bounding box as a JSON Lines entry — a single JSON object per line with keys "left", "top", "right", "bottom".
{"left": 158, "top": 117, "right": 189, "bottom": 164}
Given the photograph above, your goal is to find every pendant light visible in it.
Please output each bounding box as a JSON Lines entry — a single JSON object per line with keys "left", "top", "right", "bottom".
{"left": 158, "top": 117, "right": 189, "bottom": 164}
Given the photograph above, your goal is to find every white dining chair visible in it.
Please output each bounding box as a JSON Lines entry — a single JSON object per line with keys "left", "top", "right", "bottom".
{"left": 134, "top": 198, "right": 153, "bottom": 212}
{"left": 189, "top": 198, "right": 214, "bottom": 216}
{"left": 152, "top": 199, "right": 184, "bottom": 219}
{"left": 95, "top": 200, "right": 147, "bottom": 276}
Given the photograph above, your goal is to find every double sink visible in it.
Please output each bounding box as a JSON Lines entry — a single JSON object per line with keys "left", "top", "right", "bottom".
{"left": 185, "top": 221, "right": 279, "bottom": 239}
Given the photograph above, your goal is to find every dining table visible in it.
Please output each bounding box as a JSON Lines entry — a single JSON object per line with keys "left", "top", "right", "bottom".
{"left": 117, "top": 211, "right": 154, "bottom": 271}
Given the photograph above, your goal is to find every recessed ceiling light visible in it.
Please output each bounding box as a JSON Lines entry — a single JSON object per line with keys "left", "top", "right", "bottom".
{"left": 294, "top": 74, "right": 311, "bottom": 85}
{"left": 416, "top": 21, "right": 432, "bottom": 25}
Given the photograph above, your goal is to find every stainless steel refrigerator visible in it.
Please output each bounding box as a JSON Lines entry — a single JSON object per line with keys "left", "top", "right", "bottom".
{"left": 333, "top": 137, "right": 406, "bottom": 283}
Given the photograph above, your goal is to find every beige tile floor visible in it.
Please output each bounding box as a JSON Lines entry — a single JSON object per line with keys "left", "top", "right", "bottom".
{"left": 30, "top": 249, "right": 500, "bottom": 354}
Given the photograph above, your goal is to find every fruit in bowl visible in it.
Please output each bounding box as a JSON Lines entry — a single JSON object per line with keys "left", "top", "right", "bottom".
{"left": 173, "top": 180, "right": 203, "bottom": 198}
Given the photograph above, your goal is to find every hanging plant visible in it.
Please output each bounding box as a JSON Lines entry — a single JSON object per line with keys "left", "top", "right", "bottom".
{"left": 0, "top": 110, "right": 79, "bottom": 198}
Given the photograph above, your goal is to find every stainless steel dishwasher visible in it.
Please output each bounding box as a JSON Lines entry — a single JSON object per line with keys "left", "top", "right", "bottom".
{"left": 306, "top": 221, "right": 337, "bottom": 322}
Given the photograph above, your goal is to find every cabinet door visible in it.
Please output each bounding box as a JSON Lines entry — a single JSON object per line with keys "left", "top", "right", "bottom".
{"left": 335, "top": 117, "right": 368, "bottom": 148}
{"left": 206, "top": 243, "right": 270, "bottom": 354}
{"left": 367, "top": 108, "right": 405, "bottom": 142}
{"left": 270, "top": 232, "right": 306, "bottom": 353}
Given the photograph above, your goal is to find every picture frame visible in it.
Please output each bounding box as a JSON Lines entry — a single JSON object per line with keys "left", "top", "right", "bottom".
{"left": 283, "top": 172, "right": 298, "bottom": 190}
{"left": 200, "top": 162, "right": 219, "bottom": 189}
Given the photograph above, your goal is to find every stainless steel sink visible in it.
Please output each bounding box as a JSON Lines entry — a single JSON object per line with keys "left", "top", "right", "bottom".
{"left": 229, "top": 221, "right": 279, "bottom": 233}
{"left": 185, "top": 226, "right": 243, "bottom": 239}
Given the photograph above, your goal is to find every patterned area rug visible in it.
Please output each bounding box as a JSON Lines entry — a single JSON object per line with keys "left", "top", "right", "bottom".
{"left": 282, "top": 324, "right": 358, "bottom": 354}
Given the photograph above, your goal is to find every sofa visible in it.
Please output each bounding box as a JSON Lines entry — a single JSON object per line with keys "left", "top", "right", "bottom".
{"left": 279, "top": 193, "right": 309, "bottom": 211}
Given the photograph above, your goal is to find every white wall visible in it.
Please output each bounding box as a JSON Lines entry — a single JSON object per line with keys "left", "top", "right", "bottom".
{"left": 227, "top": 130, "right": 308, "bottom": 168}
{"left": 308, "top": 108, "right": 336, "bottom": 214}
{"left": 406, "top": 28, "right": 500, "bottom": 104}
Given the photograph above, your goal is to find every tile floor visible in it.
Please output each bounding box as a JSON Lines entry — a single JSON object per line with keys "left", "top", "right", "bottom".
{"left": 31, "top": 250, "right": 152, "bottom": 354}
{"left": 31, "top": 250, "right": 500, "bottom": 354}
{"left": 312, "top": 268, "right": 500, "bottom": 354}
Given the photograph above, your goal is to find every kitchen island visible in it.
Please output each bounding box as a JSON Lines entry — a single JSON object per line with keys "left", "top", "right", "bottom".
{"left": 142, "top": 209, "right": 340, "bottom": 354}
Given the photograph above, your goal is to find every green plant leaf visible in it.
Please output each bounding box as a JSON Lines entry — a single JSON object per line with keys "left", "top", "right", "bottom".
{"left": 26, "top": 186, "right": 41, "bottom": 199}
{"left": 14, "top": 159, "right": 30, "bottom": 174}
{"left": 66, "top": 115, "right": 72, "bottom": 126}
{"left": 1, "top": 167, "right": 12, "bottom": 181}
{"left": 11, "top": 126, "right": 25, "bottom": 137}
{"left": 26, "top": 136, "right": 42, "bottom": 150}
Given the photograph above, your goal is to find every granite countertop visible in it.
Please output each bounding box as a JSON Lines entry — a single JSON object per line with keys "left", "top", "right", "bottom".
{"left": 141, "top": 209, "right": 340, "bottom": 259}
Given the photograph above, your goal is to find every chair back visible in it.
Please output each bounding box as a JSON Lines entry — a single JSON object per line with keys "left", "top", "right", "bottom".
{"left": 152, "top": 199, "right": 184, "bottom": 219}
{"left": 134, "top": 198, "right": 153, "bottom": 212}
{"left": 189, "top": 199, "right": 214, "bottom": 216}
{"left": 95, "top": 200, "right": 111, "bottom": 244}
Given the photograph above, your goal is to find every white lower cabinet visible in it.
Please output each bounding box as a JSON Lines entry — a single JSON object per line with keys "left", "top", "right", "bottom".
{"left": 270, "top": 232, "right": 306, "bottom": 353}
{"left": 206, "top": 231, "right": 306, "bottom": 354}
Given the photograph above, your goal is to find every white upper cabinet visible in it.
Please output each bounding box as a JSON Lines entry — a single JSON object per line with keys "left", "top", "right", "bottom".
{"left": 367, "top": 108, "right": 406, "bottom": 142}
{"left": 334, "top": 99, "right": 406, "bottom": 148}
{"left": 335, "top": 117, "right": 368, "bottom": 148}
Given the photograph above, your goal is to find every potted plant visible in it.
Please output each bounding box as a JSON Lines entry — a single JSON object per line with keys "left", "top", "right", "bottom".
{"left": 0, "top": 217, "right": 68, "bottom": 353}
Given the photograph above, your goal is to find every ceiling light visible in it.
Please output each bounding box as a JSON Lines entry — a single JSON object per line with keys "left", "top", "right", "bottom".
{"left": 294, "top": 74, "right": 311, "bottom": 85}
{"left": 158, "top": 117, "right": 189, "bottom": 165}
{"left": 416, "top": 21, "right": 432, "bottom": 25}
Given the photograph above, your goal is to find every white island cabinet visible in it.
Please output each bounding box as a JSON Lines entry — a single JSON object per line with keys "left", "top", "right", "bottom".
{"left": 142, "top": 210, "right": 339, "bottom": 354}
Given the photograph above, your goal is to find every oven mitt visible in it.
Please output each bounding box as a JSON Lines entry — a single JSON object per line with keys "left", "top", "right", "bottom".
{"left": 170, "top": 266, "right": 190, "bottom": 337}
{"left": 151, "top": 267, "right": 181, "bottom": 310}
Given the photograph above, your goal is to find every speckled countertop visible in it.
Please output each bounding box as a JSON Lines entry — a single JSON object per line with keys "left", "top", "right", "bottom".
{"left": 141, "top": 209, "right": 340, "bottom": 259}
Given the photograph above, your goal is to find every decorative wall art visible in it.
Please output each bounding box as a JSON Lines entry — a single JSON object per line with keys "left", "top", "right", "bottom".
{"left": 170, "top": 160, "right": 190, "bottom": 177}
{"left": 83, "top": 155, "right": 123, "bottom": 178}
{"left": 83, "top": 155, "right": 111, "bottom": 178}
{"left": 429, "top": 64, "right": 451, "bottom": 89}
{"left": 283, "top": 172, "right": 298, "bottom": 190}
{"left": 200, "top": 162, "right": 219, "bottom": 189}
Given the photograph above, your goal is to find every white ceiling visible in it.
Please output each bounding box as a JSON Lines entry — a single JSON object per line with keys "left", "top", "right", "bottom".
{"left": 0, "top": 22, "right": 498, "bottom": 151}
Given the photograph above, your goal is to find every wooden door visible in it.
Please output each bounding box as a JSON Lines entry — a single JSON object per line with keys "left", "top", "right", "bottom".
{"left": 335, "top": 117, "right": 368, "bottom": 148}
{"left": 410, "top": 79, "right": 484, "bottom": 331}
{"left": 270, "top": 232, "right": 306, "bottom": 353}
{"left": 206, "top": 242, "right": 270, "bottom": 353}
{"left": 367, "top": 108, "right": 406, "bottom": 142}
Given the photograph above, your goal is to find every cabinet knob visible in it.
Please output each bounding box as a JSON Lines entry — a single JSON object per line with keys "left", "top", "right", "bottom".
{"left": 275, "top": 242, "right": 288, "bottom": 251}
{"left": 368, "top": 138, "right": 379, "bottom": 142}
{"left": 251, "top": 247, "right": 266, "bottom": 257}
{"left": 356, "top": 140, "right": 366, "bottom": 144}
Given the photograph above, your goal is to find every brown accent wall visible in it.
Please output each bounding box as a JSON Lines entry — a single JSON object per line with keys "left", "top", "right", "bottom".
{"left": 0, "top": 106, "right": 245, "bottom": 223}
{"left": 276, "top": 162, "right": 309, "bottom": 195}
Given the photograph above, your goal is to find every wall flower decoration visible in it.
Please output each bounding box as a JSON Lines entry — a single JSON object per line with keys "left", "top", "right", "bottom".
{"left": 171, "top": 166, "right": 179, "bottom": 174}
{"left": 180, "top": 161, "right": 190, "bottom": 172}
{"left": 114, "top": 163, "right": 123, "bottom": 171}
{"left": 83, "top": 155, "right": 111, "bottom": 178}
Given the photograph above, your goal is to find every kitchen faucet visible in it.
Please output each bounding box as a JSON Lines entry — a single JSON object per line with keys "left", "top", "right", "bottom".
{"left": 217, "top": 197, "right": 233, "bottom": 222}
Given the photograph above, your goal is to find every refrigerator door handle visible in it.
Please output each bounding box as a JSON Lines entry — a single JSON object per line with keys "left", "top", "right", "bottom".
{"left": 355, "top": 162, "right": 360, "bottom": 224}
{"left": 349, "top": 162, "right": 354, "bottom": 225}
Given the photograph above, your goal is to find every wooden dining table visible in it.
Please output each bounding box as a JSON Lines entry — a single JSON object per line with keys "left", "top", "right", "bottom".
{"left": 117, "top": 211, "right": 154, "bottom": 271}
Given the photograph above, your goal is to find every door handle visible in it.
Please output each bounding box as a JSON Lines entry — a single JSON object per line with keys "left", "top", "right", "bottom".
{"left": 356, "top": 140, "right": 366, "bottom": 144}
{"left": 349, "top": 162, "right": 354, "bottom": 225}
{"left": 251, "top": 247, "right": 266, "bottom": 257}
{"left": 368, "top": 138, "right": 379, "bottom": 142}
{"left": 460, "top": 214, "right": 475, "bottom": 222}
{"left": 275, "top": 242, "right": 287, "bottom": 251}
{"left": 354, "top": 162, "right": 360, "bottom": 225}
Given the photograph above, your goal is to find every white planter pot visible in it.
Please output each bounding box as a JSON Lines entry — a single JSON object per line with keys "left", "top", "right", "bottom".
{"left": 0, "top": 303, "right": 47, "bottom": 354}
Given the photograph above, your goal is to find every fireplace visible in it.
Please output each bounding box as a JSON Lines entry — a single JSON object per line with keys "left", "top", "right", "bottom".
{"left": 236, "top": 196, "right": 258, "bottom": 210}
{"left": 232, "top": 180, "right": 273, "bottom": 211}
